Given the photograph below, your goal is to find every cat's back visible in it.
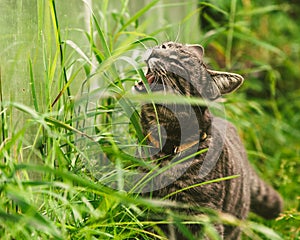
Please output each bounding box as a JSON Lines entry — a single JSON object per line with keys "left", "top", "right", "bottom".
{"left": 212, "top": 117, "right": 251, "bottom": 219}
{"left": 213, "top": 117, "right": 248, "bottom": 166}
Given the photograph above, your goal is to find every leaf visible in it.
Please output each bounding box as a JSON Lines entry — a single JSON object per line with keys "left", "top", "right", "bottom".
{"left": 233, "top": 32, "right": 284, "bottom": 57}
{"left": 118, "top": 0, "right": 159, "bottom": 33}
{"left": 237, "top": 5, "right": 283, "bottom": 16}
{"left": 28, "top": 58, "right": 39, "bottom": 112}
{"left": 6, "top": 185, "right": 62, "bottom": 239}
{"left": 199, "top": 2, "right": 229, "bottom": 17}
{"left": 93, "top": 13, "right": 111, "bottom": 58}
{"left": 248, "top": 222, "right": 283, "bottom": 240}
{"left": 65, "top": 40, "right": 96, "bottom": 68}
{"left": 163, "top": 175, "right": 240, "bottom": 200}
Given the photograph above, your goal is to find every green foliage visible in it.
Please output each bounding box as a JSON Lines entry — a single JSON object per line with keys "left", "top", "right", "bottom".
{"left": 0, "top": 0, "right": 299, "bottom": 239}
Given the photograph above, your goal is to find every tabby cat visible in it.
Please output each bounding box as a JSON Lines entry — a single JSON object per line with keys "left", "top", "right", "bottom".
{"left": 133, "top": 42, "right": 283, "bottom": 239}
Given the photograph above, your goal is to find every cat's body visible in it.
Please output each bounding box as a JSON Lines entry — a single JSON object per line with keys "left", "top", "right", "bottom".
{"left": 134, "top": 42, "right": 283, "bottom": 239}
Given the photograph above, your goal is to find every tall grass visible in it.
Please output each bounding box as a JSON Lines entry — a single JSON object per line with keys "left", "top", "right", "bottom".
{"left": 0, "top": 0, "right": 299, "bottom": 239}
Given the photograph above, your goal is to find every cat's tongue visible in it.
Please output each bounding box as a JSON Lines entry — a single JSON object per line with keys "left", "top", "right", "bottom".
{"left": 146, "top": 73, "right": 155, "bottom": 84}
{"left": 132, "top": 72, "right": 156, "bottom": 93}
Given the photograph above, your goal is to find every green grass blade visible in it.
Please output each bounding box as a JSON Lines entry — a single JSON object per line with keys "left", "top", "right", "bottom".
{"left": 65, "top": 40, "right": 96, "bottom": 68}
{"left": 44, "top": 116, "right": 96, "bottom": 142}
{"left": 28, "top": 58, "right": 39, "bottom": 112}
{"left": 51, "top": 66, "right": 82, "bottom": 108}
{"left": 198, "top": 2, "right": 229, "bottom": 17}
{"left": 49, "top": 0, "right": 71, "bottom": 106}
{"left": 248, "top": 222, "right": 283, "bottom": 240}
{"left": 162, "top": 175, "right": 240, "bottom": 200}
{"left": 6, "top": 185, "right": 62, "bottom": 240}
{"left": 233, "top": 31, "right": 284, "bottom": 56}
{"left": 0, "top": 67, "right": 7, "bottom": 161}
{"left": 92, "top": 13, "right": 111, "bottom": 58}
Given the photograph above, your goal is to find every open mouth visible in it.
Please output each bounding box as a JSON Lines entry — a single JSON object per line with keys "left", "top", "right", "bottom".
{"left": 134, "top": 69, "right": 164, "bottom": 92}
{"left": 146, "top": 71, "right": 155, "bottom": 85}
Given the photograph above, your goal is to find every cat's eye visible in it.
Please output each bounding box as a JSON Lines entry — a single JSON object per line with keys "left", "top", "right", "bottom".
{"left": 161, "top": 44, "right": 167, "bottom": 49}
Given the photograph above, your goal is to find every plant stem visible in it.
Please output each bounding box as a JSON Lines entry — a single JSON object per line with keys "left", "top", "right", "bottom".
{"left": 49, "top": 0, "right": 71, "bottom": 108}
{"left": 0, "top": 67, "right": 7, "bottom": 163}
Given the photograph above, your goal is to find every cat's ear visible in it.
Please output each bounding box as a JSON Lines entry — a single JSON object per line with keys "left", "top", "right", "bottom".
{"left": 187, "top": 44, "right": 204, "bottom": 59}
{"left": 207, "top": 69, "right": 244, "bottom": 95}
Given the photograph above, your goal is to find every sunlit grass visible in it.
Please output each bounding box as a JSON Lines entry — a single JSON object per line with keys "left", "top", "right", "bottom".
{"left": 0, "top": 0, "right": 299, "bottom": 239}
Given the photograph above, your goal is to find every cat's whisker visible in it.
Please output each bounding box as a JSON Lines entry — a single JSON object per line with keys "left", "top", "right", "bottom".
{"left": 174, "top": 25, "right": 181, "bottom": 43}
{"left": 167, "top": 75, "right": 184, "bottom": 95}
{"left": 161, "top": 78, "right": 167, "bottom": 93}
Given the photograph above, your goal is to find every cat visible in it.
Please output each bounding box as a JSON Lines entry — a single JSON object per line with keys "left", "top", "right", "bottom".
{"left": 133, "top": 42, "right": 283, "bottom": 239}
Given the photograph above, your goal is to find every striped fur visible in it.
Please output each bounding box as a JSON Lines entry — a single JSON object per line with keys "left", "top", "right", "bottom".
{"left": 136, "top": 42, "right": 283, "bottom": 239}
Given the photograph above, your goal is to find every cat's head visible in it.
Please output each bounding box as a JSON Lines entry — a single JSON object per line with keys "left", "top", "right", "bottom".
{"left": 134, "top": 42, "right": 244, "bottom": 100}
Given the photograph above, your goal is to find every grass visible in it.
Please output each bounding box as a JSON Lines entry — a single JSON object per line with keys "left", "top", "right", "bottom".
{"left": 0, "top": 0, "right": 299, "bottom": 239}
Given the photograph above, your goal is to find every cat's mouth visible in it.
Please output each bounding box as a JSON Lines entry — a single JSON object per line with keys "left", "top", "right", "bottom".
{"left": 133, "top": 69, "right": 165, "bottom": 93}
{"left": 146, "top": 71, "right": 155, "bottom": 85}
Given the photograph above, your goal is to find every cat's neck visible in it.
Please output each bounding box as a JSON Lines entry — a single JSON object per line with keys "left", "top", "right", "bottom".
{"left": 141, "top": 104, "right": 211, "bottom": 156}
